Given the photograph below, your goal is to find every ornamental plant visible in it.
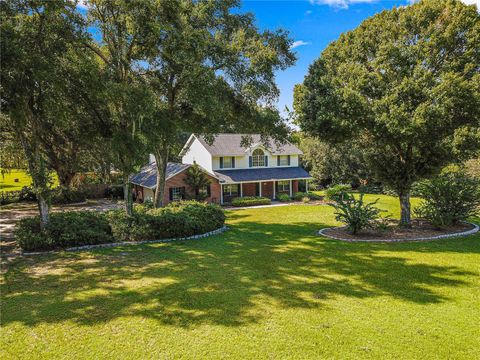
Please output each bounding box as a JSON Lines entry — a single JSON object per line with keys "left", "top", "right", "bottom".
{"left": 330, "top": 193, "right": 383, "bottom": 235}
{"left": 414, "top": 172, "right": 480, "bottom": 227}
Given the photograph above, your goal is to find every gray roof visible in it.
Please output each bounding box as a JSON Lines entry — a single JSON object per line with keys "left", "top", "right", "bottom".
{"left": 193, "top": 134, "right": 303, "bottom": 156}
{"left": 214, "top": 167, "right": 312, "bottom": 183}
{"left": 129, "top": 162, "right": 191, "bottom": 189}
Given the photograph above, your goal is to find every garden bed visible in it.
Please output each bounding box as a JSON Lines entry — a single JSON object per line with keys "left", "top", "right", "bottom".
{"left": 319, "top": 219, "right": 479, "bottom": 242}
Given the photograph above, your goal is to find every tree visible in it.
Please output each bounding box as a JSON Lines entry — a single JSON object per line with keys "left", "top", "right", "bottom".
{"left": 296, "top": 0, "right": 480, "bottom": 226}
{"left": 1, "top": 0, "right": 92, "bottom": 228}
{"left": 184, "top": 163, "right": 211, "bottom": 201}
{"left": 295, "top": 132, "right": 370, "bottom": 188}
{"left": 139, "top": 0, "right": 295, "bottom": 207}
{"left": 87, "top": 0, "right": 153, "bottom": 215}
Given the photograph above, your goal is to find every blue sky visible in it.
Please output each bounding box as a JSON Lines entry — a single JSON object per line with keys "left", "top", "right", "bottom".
{"left": 240, "top": 0, "right": 413, "bottom": 115}
{"left": 238, "top": 0, "right": 477, "bottom": 116}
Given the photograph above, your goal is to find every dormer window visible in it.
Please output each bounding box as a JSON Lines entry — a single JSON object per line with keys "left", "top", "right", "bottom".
{"left": 252, "top": 149, "right": 265, "bottom": 167}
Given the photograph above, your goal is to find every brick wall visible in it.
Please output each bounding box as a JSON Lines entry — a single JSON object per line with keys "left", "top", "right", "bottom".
{"left": 163, "top": 170, "right": 221, "bottom": 205}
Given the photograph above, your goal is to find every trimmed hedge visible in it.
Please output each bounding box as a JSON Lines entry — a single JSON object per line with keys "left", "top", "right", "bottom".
{"left": 276, "top": 193, "right": 292, "bottom": 202}
{"left": 107, "top": 201, "right": 225, "bottom": 241}
{"left": 15, "top": 211, "right": 114, "bottom": 251}
{"left": 15, "top": 201, "right": 226, "bottom": 251}
{"left": 293, "top": 192, "right": 322, "bottom": 201}
{"left": 231, "top": 196, "right": 271, "bottom": 207}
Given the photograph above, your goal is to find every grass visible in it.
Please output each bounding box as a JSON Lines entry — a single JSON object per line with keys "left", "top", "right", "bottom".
{"left": 0, "top": 169, "right": 59, "bottom": 192}
{"left": 1, "top": 195, "right": 479, "bottom": 359}
{"left": 0, "top": 169, "right": 32, "bottom": 192}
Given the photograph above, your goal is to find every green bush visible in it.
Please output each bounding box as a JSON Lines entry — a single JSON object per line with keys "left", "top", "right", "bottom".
{"left": 329, "top": 193, "right": 383, "bottom": 235}
{"left": 276, "top": 194, "right": 291, "bottom": 202}
{"left": 107, "top": 201, "right": 226, "bottom": 242}
{"left": 231, "top": 196, "right": 271, "bottom": 207}
{"left": 51, "top": 187, "right": 87, "bottom": 204}
{"left": 414, "top": 173, "right": 480, "bottom": 227}
{"left": 293, "top": 192, "right": 322, "bottom": 201}
{"left": 18, "top": 186, "right": 37, "bottom": 201}
{"left": 16, "top": 201, "right": 225, "bottom": 251}
{"left": 15, "top": 211, "right": 114, "bottom": 251}
{"left": 325, "top": 184, "right": 351, "bottom": 201}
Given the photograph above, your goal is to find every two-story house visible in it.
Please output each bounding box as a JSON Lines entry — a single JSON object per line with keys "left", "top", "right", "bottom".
{"left": 130, "top": 134, "right": 312, "bottom": 205}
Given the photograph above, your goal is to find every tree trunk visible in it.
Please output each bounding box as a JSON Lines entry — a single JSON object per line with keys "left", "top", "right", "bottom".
{"left": 58, "top": 170, "right": 76, "bottom": 189}
{"left": 153, "top": 145, "right": 169, "bottom": 208}
{"left": 399, "top": 191, "right": 411, "bottom": 227}
{"left": 124, "top": 176, "right": 133, "bottom": 216}
{"left": 37, "top": 194, "right": 50, "bottom": 230}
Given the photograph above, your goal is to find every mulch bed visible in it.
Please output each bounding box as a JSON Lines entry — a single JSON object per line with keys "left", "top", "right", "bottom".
{"left": 321, "top": 219, "right": 477, "bottom": 242}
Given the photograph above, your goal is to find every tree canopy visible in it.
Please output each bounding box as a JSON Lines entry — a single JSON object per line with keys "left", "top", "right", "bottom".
{"left": 296, "top": 0, "right": 480, "bottom": 226}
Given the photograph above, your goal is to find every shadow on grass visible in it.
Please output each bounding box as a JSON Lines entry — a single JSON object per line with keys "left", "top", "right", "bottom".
{"left": 1, "top": 219, "right": 477, "bottom": 328}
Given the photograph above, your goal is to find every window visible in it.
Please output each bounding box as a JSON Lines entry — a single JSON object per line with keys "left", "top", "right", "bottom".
{"left": 223, "top": 184, "right": 239, "bottom": 196}
{"left": 252, "top": 149, "right": 265, "bottom": 167}
{"left": 170, "top": 187, "right": 185, "bottom": 201}
{"left": 222, "top": 157, "right": 234, "bottom": 168}
{"left": 198, "top": 185, "right": 210, "bottom": 197}
{"left": 278, "top": 155, "right": 289, "bottom": 166}
{"left": 277, "top": 180, "right": 290, "bottom": 192}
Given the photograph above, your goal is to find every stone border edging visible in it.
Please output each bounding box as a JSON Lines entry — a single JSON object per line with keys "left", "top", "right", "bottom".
{"left": 317, "top": 222, "right": 479, "bottom": 243}
{"left": 8, "top": 225, "right": 229, "bottom": 257}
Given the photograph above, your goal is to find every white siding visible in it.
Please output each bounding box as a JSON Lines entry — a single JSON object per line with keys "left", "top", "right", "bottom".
{"left": 182, "top": 137, "right": 213, "bottom": 172}
{"left": 212, "top": 150, "right": 299, "bottom": 170}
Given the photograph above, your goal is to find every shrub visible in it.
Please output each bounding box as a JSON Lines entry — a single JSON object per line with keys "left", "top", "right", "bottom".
{"left": 330, "top": 193, "right": 383, "bottom": 235}
{"left": 325, "top": 184, "right": 351, "bottom": 201}
{"left": 414, "top": 173, "right": 480, "bottom": 227}
{"left": 293, "top": 192, "right": 322, "bottom": 201}
{"left": 15, "top": 211, "right": 113, "bottom": 251}
{"left": 51, "top": 187, "right": 87, "bottom": 204}
{"left": 107, "top": 201, "right": 225, "bottom": 242}
{"left": 18, "top": 186, "right": 37, "bottom": 201}
{"left": 231, "top": 196, "right": 271, "bottom": 207}
{"left": 276, "top": 193, "right": 291, "bottom": 202}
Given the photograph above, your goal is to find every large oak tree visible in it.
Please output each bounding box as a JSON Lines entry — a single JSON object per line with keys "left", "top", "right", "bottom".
{"left": 296, "top": 0, "right": 480, "bottom": 226}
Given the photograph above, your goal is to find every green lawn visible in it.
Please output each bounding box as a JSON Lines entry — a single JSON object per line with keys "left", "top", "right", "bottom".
{"left": 0, "top": 169, "right": 59, "bottom": 192}
{"left": 0, "top": 169, "right": 32, "bottom": 192}
{"left": 1, "top": 195, "right": 479, "bottom": 359}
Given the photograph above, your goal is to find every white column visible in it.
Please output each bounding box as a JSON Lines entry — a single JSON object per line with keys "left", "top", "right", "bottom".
{"left": 306, "top": 180, "right": 309, "bottom": 192}
{"left": 273, "top": 181, "right": 276, "bottom": 200}
{"left": 240, "top": 183, "right": 243, "bottom": 197}
{"left": 289, "top": 180, "right": 293, "bottom": 197}
{"left": 259, "top": 182, "right": 262, "bottom": 197}
{"left": 220, "top": 184, "right": 224, "bottom": 204}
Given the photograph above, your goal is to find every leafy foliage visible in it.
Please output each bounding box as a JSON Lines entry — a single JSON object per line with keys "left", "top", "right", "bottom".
{"left": 293, "top": 192, "right": 322, "bottom": 201}
{"left": 276, "top": 194, "right": 292, "bottom": 202}
{"left": 15, "top": 211, "right": 114, "bottom": 251}
{"left": 414, "top": 172, "right": 480, "bottom": 227}
{"left": 297, "top": 0, "right": 480, "bottom": 226}
{"left": 184, "top": 164, "right": 211, "bottom": 201}
{"left": 107, "top": 201, "right": 225, "bottom": 242}
{"left": 325, "top": 184, "right": 351, "bottom": 201}
{"left": 231, "top": 196, "right": 271, "bottom": 207}
{"left": 330, "top": 194, "right": 383, "bottom": 235}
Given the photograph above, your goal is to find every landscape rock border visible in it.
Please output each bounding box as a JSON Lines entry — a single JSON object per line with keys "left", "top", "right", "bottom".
{"left": 317, "top": 222, "right": 479, "bottom": 243}
{"left": 7, "top": 225, "right": 229, "bottom": 257}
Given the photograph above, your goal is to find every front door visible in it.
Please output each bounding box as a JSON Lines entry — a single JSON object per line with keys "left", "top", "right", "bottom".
{"left": 255, "top": 183, "right": 260, "bottom": 197}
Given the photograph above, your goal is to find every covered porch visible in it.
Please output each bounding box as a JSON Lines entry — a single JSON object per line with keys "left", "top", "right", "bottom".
{"left": 220, "top": 179, "right": 310, "bottom": 204}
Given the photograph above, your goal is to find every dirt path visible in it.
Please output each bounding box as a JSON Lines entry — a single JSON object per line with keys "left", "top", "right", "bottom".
{"left": 0, "top": 200, "right": 123, "bottom": 255}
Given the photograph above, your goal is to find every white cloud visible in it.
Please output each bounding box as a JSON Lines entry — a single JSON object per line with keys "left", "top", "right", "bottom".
{"left": 309, "top": 0, "right": 376, "bottom": 9}
{"left": 306, "top": 10, "right": 313, "bottom": 15}
{"left": 290, "top": 40, "right": 311, "bottom": 50}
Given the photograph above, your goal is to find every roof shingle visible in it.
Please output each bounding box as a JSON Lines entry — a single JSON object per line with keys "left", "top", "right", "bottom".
{"left": 194, "top": 134, "right": 302, "bottom": 156}
{"left": 214, "top": 167, "right": 312, "bottom": 183}
{"left": 129, "top": 162, "right": 190, "bottom": 189}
